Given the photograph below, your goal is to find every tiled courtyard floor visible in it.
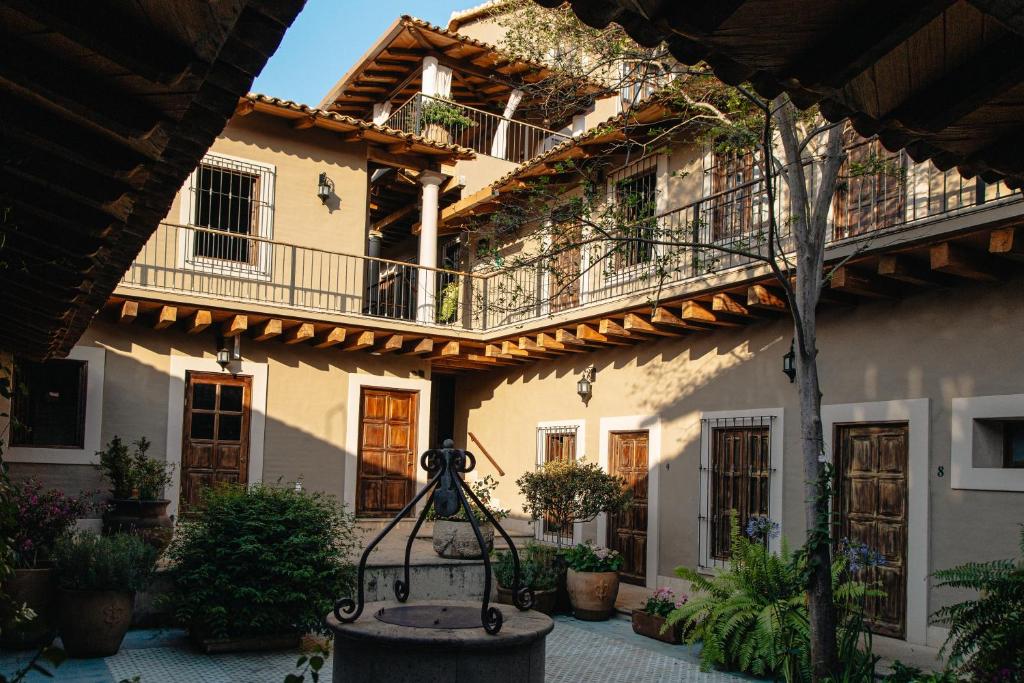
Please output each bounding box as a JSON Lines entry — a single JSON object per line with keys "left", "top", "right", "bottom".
{"left": 1, "top": 615, "right": 751, "bottom": 683}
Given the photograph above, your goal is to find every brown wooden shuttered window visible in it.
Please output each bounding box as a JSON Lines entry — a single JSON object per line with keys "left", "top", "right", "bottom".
{"left": 710, "top": 149, "right": 756, "bottom": 242}
{"left": 700, "top": 415, "right": 775, "bottom": 566}
{"left": 833, "top": 128, "right": 906, "bottom": 240}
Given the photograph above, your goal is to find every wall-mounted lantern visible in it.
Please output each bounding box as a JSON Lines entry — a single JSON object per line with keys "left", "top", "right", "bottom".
{"left": 317, "top": 171, "right": 334, "bottom": 204}
{"left": 577, "top": 364, "right": 596, "bottom": 405}
{"left": 782, "top": 339, "right": 796, "bottom": 383}
{"left": 216, "top": 334, "right": 241, "bottom": 372}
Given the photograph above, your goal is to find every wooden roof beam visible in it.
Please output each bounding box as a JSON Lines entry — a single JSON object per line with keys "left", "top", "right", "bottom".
{"left": 341, "top": 330, "right": 375, "bottom": 351}
{"left": 154, "top": 305, "right": 177, "bottom": 330}
{"left": 747, "top": 284, "right": 787, "bottom": 311}
{"left": 576, "top": 323, "right": 629, "bottom": 346}
{"left": 877, "top": 254, "right": 947, "bottom": 286}
{"left": 830, "top": 266, "right": 896, "bottom": 298}
{"left": 221, "top": 314, "right": 247, "bottom": 337}
{"left": 681, "top": 300, "right": 741, "bottom": 327}
{"left": 401, "top": 338, "right": 434, "bottom": 356}
{"left": 313, "top": 327, "right": 347, "bottom": 349}
{"left": 990, "top": 226, "right": 1024, "bottom": 260}
{"left": 187, "top": 310, "right": 212, "bottom": 334}
{"left": 930, "top": 242, "right": 1006, "bottom": 281}
{"left": 118, "top": 300, "right": 138, "bottom": 324}
{"left": 283, "top": 322, "right": 315, "bottom": 344}
{"left": 536, "top": 332, "right": 587, "bottom": 353}
{"left": 622, "top": 312, "right": 685, "bottom": 337}
{"left": 253, "top": 319, "right": 283, "bottom": 341}
{"left": 376, "top": 334, "right": 404, "bottom": 353}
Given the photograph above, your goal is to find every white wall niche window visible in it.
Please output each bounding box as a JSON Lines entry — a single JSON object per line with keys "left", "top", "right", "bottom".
{"left": 952, "top": 394, "right": 1024, "bottom": 492}
{"left": 697, "top": 409, "right": 784, "bottom": 571}
{"left": 6, "top": 345, "right": 105, "bottom": 465}
{"left": 178, "top": 152, "right": 276, "bottom": 281}
{"left": 534, "top": 420, "right": 585, "bottom": 546}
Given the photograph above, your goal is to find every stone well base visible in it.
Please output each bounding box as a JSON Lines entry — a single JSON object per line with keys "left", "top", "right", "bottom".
{"left": 327, "top": 600, "right": 553, "bottom": 683}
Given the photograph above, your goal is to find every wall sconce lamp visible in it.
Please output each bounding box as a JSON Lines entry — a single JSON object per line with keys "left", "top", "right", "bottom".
{"left": 577, "top": 364, "right": 596, "bottom": 405}
{"left": 317, "top": 171, "right": 334, "bottom": 204}
{"left": 782, "top": 339, "right": 796, "bottom": 383}
{"left": 216, "top": 334, "right": 241, "bottom": 372}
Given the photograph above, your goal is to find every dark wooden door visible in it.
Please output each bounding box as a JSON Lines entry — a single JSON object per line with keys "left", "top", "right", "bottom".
{"left": 357, "top": 388, "right": 417, "bottom": 517}
{"left": 181, "top": 371, "right": 252, "bottom": 513}
{"left": 606, "top": 431, "right": 648, "bottom": 585}
{"left": 834, "top": 423, "right": 909, "bottom": 639}
{"left": 550, "top": 223, "right": 581, "bottom": 313}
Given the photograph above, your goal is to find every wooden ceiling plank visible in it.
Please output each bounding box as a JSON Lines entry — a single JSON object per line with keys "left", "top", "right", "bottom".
{"left": 877, "top": 254, "right": 945, "bottom": 286}
{"left": 830, "top": 266, "right": 896, "bottom": 298}
{"left": 989, "top": 226, "right": 1024, "bottom": 260}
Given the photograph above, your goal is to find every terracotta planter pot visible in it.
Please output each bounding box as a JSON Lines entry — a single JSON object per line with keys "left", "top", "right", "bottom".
{"left": 631, "top": 610, "right": 683, "bottom": 644}
{"left": 432, "top": 520, "right": 493, "bottom": 559}
{"left": 565, "top": 569, "right": 619, "bottom": 621}
{"left": 495, "top": 586, "right": 557, "bottom": 615}
{"left": 56, "top": 588, "right": 134, "bottom": 658}
{"left": 0, "top": 567, "right": 55, "bottom": 649}
{"left": 103, "top": 499, "right": 173, "bottom": 551}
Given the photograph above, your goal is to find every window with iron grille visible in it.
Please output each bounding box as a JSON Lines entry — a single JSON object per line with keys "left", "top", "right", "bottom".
{"left": 536, "top": 424, "right": 581, "bottom": 544}
{"left": 609, "top": 157, "right": 658, "bottom": 270}
{"left": 184, "top": 153, "right": 275, "bottom": 270}
{"left": 699, "top": 414, "right": 778, "bottom": 568}
{"left": 11, "top": 358, "right": 88, "bottom": 448}
{"left": 706, "top": 148, "right": 770, "bottom": 243}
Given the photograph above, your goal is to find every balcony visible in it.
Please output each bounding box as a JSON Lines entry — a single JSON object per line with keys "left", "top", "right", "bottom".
{"left": 385, "top": 93, "right": 570, "bottom": 165}
{"left": 118, "top": 223, "right": 476, "bottom": 330}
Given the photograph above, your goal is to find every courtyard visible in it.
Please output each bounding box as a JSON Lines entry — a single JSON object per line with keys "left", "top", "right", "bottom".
{"left": 1, "top": 616, "right": 749, "bottom": 683}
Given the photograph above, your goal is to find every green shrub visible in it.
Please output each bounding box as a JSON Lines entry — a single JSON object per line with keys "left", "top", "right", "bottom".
{"left": 96, "top": 435, "right": 173, "bottom": 500}
{"left": 425, "top": 475, "right": 508, "bottom": 524}
{"left": 564, "top": 541, "right": 624, "bottom": 573}
{"left": 52, "top": 532, "right": 157, "bottom": 592}
{"left": 419, "top": 98, "right": 475, "bottom": 133}
{"left": 666, "top": 514, "right": 877, "bottom": 680}
{"left": 163, "top": 483, "right": 358, "bottom": 639}
{"left": 493, "top": 542, "right": 559, "bottom": 591}
{"left": 932, "top": 525, "right": 1024, "bottom": 681}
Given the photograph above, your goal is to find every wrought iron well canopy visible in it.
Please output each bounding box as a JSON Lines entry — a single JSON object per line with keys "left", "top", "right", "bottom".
{"left": 334, "top": 440, "right": 532, "bottom": 634}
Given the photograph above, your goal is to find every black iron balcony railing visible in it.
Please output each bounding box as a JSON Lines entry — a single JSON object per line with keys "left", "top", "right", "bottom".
{"left": 385, "top": 93, "right": 570, "bottom": 164}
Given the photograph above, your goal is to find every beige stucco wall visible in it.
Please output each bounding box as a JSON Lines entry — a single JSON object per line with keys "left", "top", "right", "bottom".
{"left": 454, "top": 274, "right": 1024, "bottom": 618}
{"left": 7, "top": 320, "right": 430, "bottom": 511}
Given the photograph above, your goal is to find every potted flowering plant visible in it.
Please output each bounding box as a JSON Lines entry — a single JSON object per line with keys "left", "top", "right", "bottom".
{"left": 427, "top": 475, "right": 508, "bottom": 559}
{"left": 563, "top": 542, "right": 624, "bottom": 620}
{"left": 0, "top": 479, "right": 94, "bottom": 649}
{"left": 418, "top": 97, "right": 475, "bottom": 144}
{"left": 52, "top": 532, "right": 157, "bottom": 657}
{"left": 493, "top": 541, "right": 560, "bottom": 614}
{"left": 97, "top": 435, "right": 174, "bottom": 550}
{"left": 632, "top": 587, "right": 688, "bottom": 643}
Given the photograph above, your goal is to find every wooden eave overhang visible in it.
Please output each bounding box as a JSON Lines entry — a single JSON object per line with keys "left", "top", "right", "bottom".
{"left": 318, "top": 15, "right": 605, "bottom": 121}
{"left": 240, "top": 93, "right": 475, "bottom": 164}
{"left": 534, "top": 0, "right": 1024, "bottom": 190}
{"left": 441, "top": 96, "right": 679, "bottom": 225}
{"left": 0, "top": 0, "right": 306, "bottom": 360}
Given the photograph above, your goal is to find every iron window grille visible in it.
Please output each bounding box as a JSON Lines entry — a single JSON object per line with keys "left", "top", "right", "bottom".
{"left": 535, "top": 424, "right": 580, "bottom": 545}
{"left": 608, "top": 156, "right": 659, "bottom": 273}
{"left": 698, "top": 415, "right": 777, "bottom": 570}
{"left": 182, "top": 153, "right": 276, "bottom": 279}
{"left": 11, "top": 358, "right": 88, "bottom": 448}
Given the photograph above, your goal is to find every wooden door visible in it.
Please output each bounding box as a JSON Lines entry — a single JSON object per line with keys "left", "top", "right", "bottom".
{"left": 357, "top": 388, "right": 417, "bottom": 517}
{"left": 550, "top": 222, "right": 581, "bottom": 313}
{"left": 606, "top": 431, "right": 649, "bottom": 585}
{"left": 181, "top": 371, "right": 252, "bottom": 513}
{"left": 834, "top": 423, "right": 909, "bottom": 639}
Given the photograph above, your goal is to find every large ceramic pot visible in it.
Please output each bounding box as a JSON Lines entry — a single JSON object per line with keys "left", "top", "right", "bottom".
{"left": 565, "top": 568, "right": 619, "bottom": 621}
{"left": 103, "top": 499, "right": 173, "bottom": 551}
{"left": 432, "top": 520, "right": 493, "bottom": 559}
{"left": 56, "top": 588, "right": 134, "bottom": 658}
{"left": 496, "top": 585, "right": 557, "bottom": 615}
{"left": 0, "top": 567, "right": 55, "bottom": 649}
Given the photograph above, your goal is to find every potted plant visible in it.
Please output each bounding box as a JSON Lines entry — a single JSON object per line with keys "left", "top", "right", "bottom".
{"left": 493, "top": 542, "right": 560, "bottom": 614}
{"left": 564, "top": 542, "right": 624, "bottom": 620}
{"left": 516, "top": 459, "right": 631, "bottom": 613}
{"left": 419, "top": 97, "right": 475, "bottom": 145}
{"left": 97, "top": 436, "right": 174, "bottom": 550}
{"left": 0, "top": 479, "right": 94, "bottom": 649}
{"left": 52, "top": 532, "right": 157, "bottom": 657}
{"left": 162, "top": 483, "right": 358, "bottom": 653}
{"left": 428, "top": 475, "right": 508, "bottom": 559}
{"left": 632, "top": 587, "right": 687, "bottom": 643}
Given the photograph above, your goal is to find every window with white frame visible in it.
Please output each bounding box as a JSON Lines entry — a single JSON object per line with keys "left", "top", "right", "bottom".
{"left": 607, "top": 157, "right": 659, "bottom": 272}
{"left": 952, "top": 394, "right": 1024, "bottom": 491}
{"left": 536, "top": 423, "right": 582, "bottom": 545}
{"left": 180, "top": 153, "right": 275, "bottom": 276}
{"left": 699, "top": 413, "right": 781, "bottom": 569}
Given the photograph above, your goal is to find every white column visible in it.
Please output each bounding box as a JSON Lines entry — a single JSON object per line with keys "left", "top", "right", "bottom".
{"left": 421, "top": 55, "right": 452, "bottom": 99}
{"left": 416, "top": 170, "right": 445, "bottom": 323}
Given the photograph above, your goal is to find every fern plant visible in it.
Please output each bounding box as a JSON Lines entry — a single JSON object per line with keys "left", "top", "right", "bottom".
{"left": 666, "top": 514, "right": 876, "bottom": 681}
{"left": 932, "top": 525, "right": 1024, "bottom": 681}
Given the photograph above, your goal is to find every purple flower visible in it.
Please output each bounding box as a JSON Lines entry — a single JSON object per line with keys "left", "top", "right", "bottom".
{"left": 839, "top": 538, "right": 886, "bottom": 574}
{"left": 745, "top": 515, "right": 780, "bottom": 541}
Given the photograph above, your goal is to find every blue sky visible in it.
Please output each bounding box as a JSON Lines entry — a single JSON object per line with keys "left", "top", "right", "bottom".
{"left": 252, "top": 0, "right": 456, "bottom": 106}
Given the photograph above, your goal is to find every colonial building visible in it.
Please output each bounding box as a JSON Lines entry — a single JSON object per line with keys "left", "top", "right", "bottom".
{"left": 6, "top": 3, "right": 1024, "bottom": 653}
